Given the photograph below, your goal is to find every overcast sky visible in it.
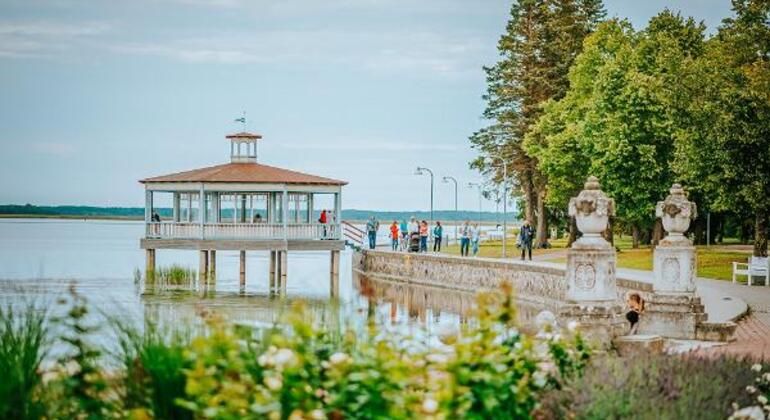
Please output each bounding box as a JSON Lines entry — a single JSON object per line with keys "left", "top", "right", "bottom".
{"left": 0, "top": 0, "right": 733, "bottom": 211}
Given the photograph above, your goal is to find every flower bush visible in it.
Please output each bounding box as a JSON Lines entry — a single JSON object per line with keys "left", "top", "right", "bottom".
{"left": 730, "top": 363, "right": 770, "bottom": 420}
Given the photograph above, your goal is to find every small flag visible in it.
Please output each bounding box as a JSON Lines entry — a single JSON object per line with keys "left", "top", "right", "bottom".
{"left": 234, "top": 117, "right": 246, "bottom": 123}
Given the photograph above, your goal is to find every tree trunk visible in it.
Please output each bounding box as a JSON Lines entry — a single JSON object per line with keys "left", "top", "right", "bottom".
{"left": 754, "top": 211, "right": 768, "bottom": 257}
{"left": 631, "top": 224, "right": 640, "bottom": 249}
{"left": 692, "top": 217, "right": 705, "bottom": 245}
{"left": 651, "top": 218, "right": 664, "bottom": 249}
{"left": 567, "top": 216, "right": 578, "bottom": 247}
{"left": 535, "top": 189, "right": 548, "bottom": 248}
{"left": 520, "top": 173, "right": 535, "bottom": 225}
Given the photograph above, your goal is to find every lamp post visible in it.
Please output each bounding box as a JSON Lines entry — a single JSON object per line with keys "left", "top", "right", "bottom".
{"left": 442, "top": 176, "right": 458, "bottom": 244}
{"left": 415, "top": 167, "right": 434, "bottom": 226}
{"left": 468, "top": 182, "right": 483, "bottom": 224}
{"left": 486, "top": 156, "right": 508, "bottom": 259}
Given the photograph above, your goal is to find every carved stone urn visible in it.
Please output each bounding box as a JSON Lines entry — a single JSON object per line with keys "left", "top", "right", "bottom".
{"left": 656, "top": 183, "right": 697, "bottom": 245}
{"left": 652, "top": 183, "right": 697, "bottom": 294}
{"left": 568, "top": 176, "right": 616, "bottom": 248}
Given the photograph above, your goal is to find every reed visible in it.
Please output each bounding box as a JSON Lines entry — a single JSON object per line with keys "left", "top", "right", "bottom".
{"left": 0, "top": 301, "right": 48, "bottom": 420}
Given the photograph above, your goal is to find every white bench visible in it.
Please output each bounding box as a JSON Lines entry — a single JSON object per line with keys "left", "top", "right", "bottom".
{"left": 732, "top": 256, "right": 769, "bottom": 286}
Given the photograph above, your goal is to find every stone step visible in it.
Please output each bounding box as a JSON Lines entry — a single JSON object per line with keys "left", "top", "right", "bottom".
{"left": 695, "top": 321, "right": 738, "bottom": 342}
{"left": 613, "top": 334, "right": 665, "bottom": 357}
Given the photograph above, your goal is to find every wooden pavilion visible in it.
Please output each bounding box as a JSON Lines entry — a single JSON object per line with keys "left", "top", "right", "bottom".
{"left": 139, "top": 131, "right": 347, "bottom": 294}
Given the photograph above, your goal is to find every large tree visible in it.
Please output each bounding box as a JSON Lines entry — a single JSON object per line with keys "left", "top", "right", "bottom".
{"left": 525, "top": 12, "right": 707, "bottom": 247}
{"left": 470, "top": 0, "right": 605, "bottom": 247}
{"left": 675, "top": 0, "right": 770, "bottom": 256}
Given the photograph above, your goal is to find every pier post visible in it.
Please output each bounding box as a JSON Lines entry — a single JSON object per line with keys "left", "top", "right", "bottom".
{"left": 145, "top": 249, "right": 156, "bottom": 278}
{"left": 280, "top": 251, "right": 288, "bottom": 294}
{"left": 208, "top": 250, "right": 216, "bottom": 282}
{"left": 269, "top": 251, "right": 277, "bottom": 293}
{"left": 239, "top": 250, "right": 247, "bottom": 288}
{"left": 199, "top": 250, "right": 209, "bottom": 282}
{"left": 330, "top": 250, "right": 340, "bottom": 298}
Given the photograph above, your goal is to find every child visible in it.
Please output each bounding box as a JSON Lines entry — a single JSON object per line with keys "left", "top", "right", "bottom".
{"left": 626, "top": 292, "right": 644, "bottom": 334}
{"left": 419, "top": 220, "right": 429, "bottom": 252}
{"left": 389, "top": 221, "right": 400, "bottom": 251}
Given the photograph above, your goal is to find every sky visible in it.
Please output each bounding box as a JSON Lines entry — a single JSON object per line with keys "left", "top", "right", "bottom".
{"left": 0, "top": 0, "right": 734, "bottom": 212}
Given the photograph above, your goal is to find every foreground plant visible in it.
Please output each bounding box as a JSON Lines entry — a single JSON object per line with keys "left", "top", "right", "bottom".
{"left": 0, "top": 301, "right": 48, "bottom": 420}
{"left": 730, "top": 363, "right": 770, "bottom": 420}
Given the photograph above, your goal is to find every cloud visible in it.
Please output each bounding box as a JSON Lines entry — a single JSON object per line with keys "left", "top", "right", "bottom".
{"left": 0, "top": 20, "right": 110, "bottom": 58}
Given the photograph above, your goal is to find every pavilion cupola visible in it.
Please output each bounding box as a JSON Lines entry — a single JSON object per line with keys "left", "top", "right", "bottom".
{"left": 226, "top": 131, "right": 262, "bottom": 163}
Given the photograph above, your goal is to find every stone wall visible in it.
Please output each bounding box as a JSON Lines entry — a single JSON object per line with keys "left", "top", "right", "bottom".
{"left": 356, "top": 250, "right": 653, "bottom": 310}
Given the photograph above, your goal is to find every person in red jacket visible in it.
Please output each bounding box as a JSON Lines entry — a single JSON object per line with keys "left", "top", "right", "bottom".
{"left": 319, "top": 209, "right": 328, "bottom": 238}
{"left": 389, "top": 221, "right": 400, "bottom": 251}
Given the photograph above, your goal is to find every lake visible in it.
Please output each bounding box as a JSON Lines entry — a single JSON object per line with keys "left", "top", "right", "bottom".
{"left": 0, "top": 218, "right": 471, "bottom": 344}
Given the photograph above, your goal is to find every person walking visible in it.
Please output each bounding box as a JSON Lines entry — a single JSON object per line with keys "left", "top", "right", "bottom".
{"left": 389, "top": 220, "right": 400, "bottom": 251}
{"left": 519, "top": 220, "right": 535, "bottom": 261}
{"left": 318, "top": 209, "right": 327, "bottom": 238}
{"left": 366, "top": 216, "right": 380, "bottom": 250}
{"left": 432, "top": 221, "right": 443, "bottom": 252}
{"left": 459, "top": 220, "right": 471, "bottom": 257}
{"left": 419, "top": 220, "right": 429, "bottom": 253}
{"left": 471, "top": 223, "right": 481, "bottom": 257}
{"left": 399, "top": 219, "right": 409, "bottom": 251}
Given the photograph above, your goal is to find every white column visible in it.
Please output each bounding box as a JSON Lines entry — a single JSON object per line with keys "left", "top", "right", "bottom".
{"left": 144, "top": 190, "right": 152, "bottom": 223}
{"left": 282, "top": 187, "right": 289, "bottom": 240}
{"left": 173, "top": 192, "right": 180, "bottom": 222}
{"left": 199, "top": 184, "right": 205, "bottom": 239}
{"left": 335, "top": 189, "right": 342, "bottom": 239}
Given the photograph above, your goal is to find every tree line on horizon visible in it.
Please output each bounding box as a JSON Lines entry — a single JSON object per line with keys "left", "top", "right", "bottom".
{"left": 471, "top": 0, "right": 770, "bottom": 256}
{"left": 0, "top": 205, "right": 519, "bottom": 223}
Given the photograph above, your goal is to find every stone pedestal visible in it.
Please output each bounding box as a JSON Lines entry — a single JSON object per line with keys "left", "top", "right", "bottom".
{"left": 636, "top": 293, "right": 706, "bottom": 339}
{"left": 566, "top": 240, "right": 617, "bottom": 303}
{"left": 559, "top": 303, "right": 626, "bottom": 346}
{"left": 653, "top": 243, "right": 696, "bottom": 294}
{"left": 613, "top": 334, "right": 664, "bottom": 357}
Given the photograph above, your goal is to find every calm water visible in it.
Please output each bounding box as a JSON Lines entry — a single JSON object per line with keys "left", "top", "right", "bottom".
{"left": 0, "top": 218, "right": 471, "bottom": 342}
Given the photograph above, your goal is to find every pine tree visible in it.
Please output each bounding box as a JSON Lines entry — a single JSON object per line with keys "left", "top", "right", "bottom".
{"left": 470, "top": 0, "right": 605, "bottom": 247}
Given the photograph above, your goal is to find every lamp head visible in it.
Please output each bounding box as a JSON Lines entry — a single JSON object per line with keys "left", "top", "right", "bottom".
{"left": 414, "top": 167, "right": 424, "bottom": 175}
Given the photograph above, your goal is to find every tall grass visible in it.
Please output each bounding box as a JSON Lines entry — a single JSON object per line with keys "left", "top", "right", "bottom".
{"left": 0, "top": 302, "right": 48, "bottom": 420}
{"left": 111, "top": 318, "right": 192, "bottom": 419}
{"left": 144, "top": 265, "right": 197, "bottom": 288}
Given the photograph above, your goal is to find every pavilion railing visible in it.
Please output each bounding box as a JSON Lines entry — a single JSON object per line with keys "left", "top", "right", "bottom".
{"left": 146, "top": 222, "right": 340, "bottom": 240}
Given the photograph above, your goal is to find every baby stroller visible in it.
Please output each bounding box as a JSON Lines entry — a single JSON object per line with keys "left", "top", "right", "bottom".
{"left": 408, "top": 232, "right": 420, "bottom": 253}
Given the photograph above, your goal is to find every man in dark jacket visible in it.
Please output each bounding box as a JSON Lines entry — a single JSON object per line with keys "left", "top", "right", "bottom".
{"left": 519, "top": 221, "right": 535, "bottom": 261}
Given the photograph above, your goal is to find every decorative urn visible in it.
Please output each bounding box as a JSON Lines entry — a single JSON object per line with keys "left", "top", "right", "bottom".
{"left": 568, "top": 176, "right": 615, "bottom": 246}
{"left": 656, "top": 184, "right": 697, "bottom": 243}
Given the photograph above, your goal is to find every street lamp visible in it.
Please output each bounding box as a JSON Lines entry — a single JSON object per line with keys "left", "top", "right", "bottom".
{"left": 467, "top": 182, "right": 483, "bottom": 224}
{"left": 414, "top": 167, "right": 434, "bottom": 226}
{"left": 442, "top": 176, "right": 458, "bottom": 244}
{"left": 485, "top": 156, "right": 508, "bottom": 259}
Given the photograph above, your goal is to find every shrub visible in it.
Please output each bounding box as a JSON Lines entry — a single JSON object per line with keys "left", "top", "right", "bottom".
{"left": 0, "top": 301, "right": 48, "bottom": 420}
{"left": 537, "top": 353, "right": 758, "bottom": 420}
{"left": 729, "top": 362, "right": 770, "bottom": 419}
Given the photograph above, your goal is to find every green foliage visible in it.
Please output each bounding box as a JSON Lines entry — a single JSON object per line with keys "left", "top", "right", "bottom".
{"left": 0, "top": 302, "right": 48, "bottom": 420}
{"left": 538, "top": 354, "right": 758, "bottom": 420}
{"left": 730, "top": 363, "right": 770, "bottom": 418}
{"left": 145, "top": 265, "right": 197, "bottom": 287}
{"left": 526, "top": 13, "right": 706, "bottom": 230}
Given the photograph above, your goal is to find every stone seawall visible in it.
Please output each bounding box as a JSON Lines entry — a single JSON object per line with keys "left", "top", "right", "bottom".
{"left": 355, "top": 250, "right": 653, "bottom": 310}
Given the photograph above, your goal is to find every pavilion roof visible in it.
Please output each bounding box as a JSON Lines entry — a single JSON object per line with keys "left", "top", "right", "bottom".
{"left": 225, "top": 131, "right": 262, "bottom": 139}
{"left": 140, "top": 162, "right": 347, "bottom": 185}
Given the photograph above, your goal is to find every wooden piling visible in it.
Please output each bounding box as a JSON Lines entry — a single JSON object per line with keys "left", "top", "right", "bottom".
{"left": 199, "top": 250, "right": 208, "bottom": 282}
{"left": 330, "top": 250, "right": 340, "bottom": 298}
{"left": 269, "top": 251, "right": 277, "bottom": 293}
{"left": 145, "top": 249, "right": 156, "bottom": 278}
{"left": 279, "top": 251, "right": 288, "bottom": 293}
{"left": 208, "top": 250, "right": 216, "bottom": 281}
{"left": 239, "top": 250, "right": 246, "bottom": 288}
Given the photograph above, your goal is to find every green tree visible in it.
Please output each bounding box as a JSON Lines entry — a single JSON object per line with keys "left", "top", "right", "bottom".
{"left": 526, "top": 12, "right": 706, "bottom": 247}
{"left": 471, "top": 0, "right": 605, "bottom": 247}
{"left": 675, "top": 0, "right": 770, "bottom": 256}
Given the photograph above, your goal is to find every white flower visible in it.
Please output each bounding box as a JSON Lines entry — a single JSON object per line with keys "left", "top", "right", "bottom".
{"left": 747, "top": 385, "right": 757, "bottom": 394}
{"left": 533, "top": 371, "right": 548, "bottom": 388}
{"left": 426, "top": 353, "right": 449, "bottom": 364}
{"left": 309, "top": 409, "right": 325, "bottom": 420}
{"left": 567, "top": 320, "right": 579, "bottom": 332}
{"left": 758, "top": 395, "right": 768, "bottom": 405}
{"left": 264, "top": 376, "right": 283, "bottom": 391}
{"left": 730, "top": 406, "right": 765, "bottom": 420}
{"left": 422, "top": 398, "right": 438, "bottom": 414}
{"left": 258, "top": 354, "right": 274, "bottom": 367}
{"left": 763, "top": 373, "right": 770, "bottom": 382}
{"left": 752, "top": 364, "right": 763, "bottom": 372}
{"left": 329, "top": 352, "right": 349, "bottom": 365}
{"left": 273, "top": 348, "right": 296, "bottom": 368}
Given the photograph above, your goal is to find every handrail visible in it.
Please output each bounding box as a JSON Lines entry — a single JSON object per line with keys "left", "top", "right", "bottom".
{"left": 145, "top": 221, "right": 341, "bottom": 240}
{"left": 341, "top": 220, "right": 365, "bottom": 235}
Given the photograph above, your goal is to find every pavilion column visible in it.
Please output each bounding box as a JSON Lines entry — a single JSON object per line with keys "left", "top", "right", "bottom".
{"left": 330, "top": 250, "right": 340, "bottom": 298}
{"left": 173, "top": 192, "right": 180, "bottom": 222}
{"left": 144, "top": 190, "right": 153, "bottom": 223}
{"left": 200, "top": 184, "right": 206, "bottom": 239}
{"left": 199, "top": 250, "right": 209, "bottom": 282}
{"left": 145, "top": 249, "right": 156, "bottom": 278}
{"left": 208, "top": 250, "right": 216, "bottom": 281}
{"left": 335, "top": 190, "right": 342, "bottom": 239}
{"left": 269, "top": 250, "right": 277, "bottom": 293}
{"left": 239, "top": 250, "right": 247, "bottom": 288}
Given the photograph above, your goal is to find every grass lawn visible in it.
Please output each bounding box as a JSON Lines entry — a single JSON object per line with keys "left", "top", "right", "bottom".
{"left": 437, "top": 234, "right": 752, "bottom": 281}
